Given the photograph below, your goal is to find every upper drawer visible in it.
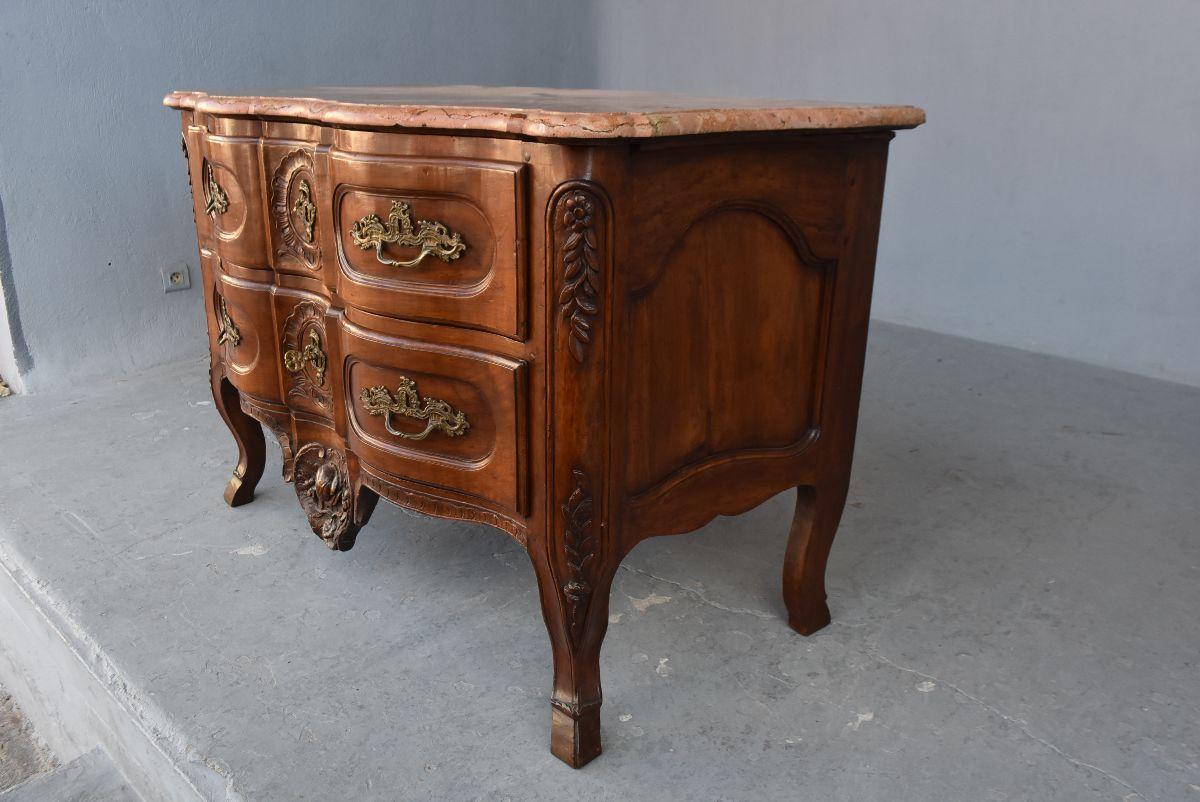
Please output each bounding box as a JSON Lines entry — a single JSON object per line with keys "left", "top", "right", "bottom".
{"left": 200, "top": 135, "right": 269, "bottom": 267}
{"left": 331, "top": 154, "right": 526, "bottom": 339}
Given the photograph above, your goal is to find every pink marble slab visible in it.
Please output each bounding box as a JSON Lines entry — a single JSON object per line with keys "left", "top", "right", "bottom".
{"left": 164, "top": 85, "right": 924, "bottom": 139}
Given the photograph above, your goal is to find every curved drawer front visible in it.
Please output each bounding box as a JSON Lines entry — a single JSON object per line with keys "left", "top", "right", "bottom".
{"left": 342, "top": 323, "right": 527, "bottom": 514}
{"left": 331, "top": 154, "right": 525, "bottom": 339}
{"left": 201, "top": 135, "right": 268, "bottom": 267}
{"left": 213, "top": 273, "right": 280, "bottom": 402}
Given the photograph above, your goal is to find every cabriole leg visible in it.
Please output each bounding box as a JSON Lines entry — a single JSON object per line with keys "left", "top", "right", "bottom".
{"left": 782, "top": 482, "right": 849, "bottom": 635}
{"left": 211, "top": 366, "right": 265, "bottom": 507}
{"left": 529, "top": 539, "right": 619, "bottom": 768}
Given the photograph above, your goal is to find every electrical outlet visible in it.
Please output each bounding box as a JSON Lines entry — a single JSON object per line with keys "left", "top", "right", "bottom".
{"left": 161, "top": 262, "right": 192, "bottom": 293}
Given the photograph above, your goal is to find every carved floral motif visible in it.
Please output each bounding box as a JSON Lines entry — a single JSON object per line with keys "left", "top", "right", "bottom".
{"left": 293, "top": 443, "right": 358, "bottom": 551}
{"left": 561, "top": 468, "right": 597, "bottom": 646}
{"left": 555, "top": 188, "right": 603, "bottom": 362}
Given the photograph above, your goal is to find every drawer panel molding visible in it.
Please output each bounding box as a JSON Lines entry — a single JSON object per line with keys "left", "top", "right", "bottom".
{"left": 271, "top": 149, "right": 321, "bottom": 270}
{"left": 343, "top": 323, "right": 528, "bottom": 514}
{"left": 331, "top": 154, "right": 526, "bottom": 338}
{"left": 280, "top": 300, "right": 332, "bottom": 412}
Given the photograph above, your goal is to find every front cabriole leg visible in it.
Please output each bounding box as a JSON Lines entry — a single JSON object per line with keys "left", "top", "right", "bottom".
{"left": 210, "top": 363, "right": 266, "bottom": 507}
{"left": 530, "top": 468, "right": 619, "bottom": 768}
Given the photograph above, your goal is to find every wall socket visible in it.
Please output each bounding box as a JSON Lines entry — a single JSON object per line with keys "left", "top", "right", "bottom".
{"left": 161, "top": 262, "right": 192, "bottom": 293}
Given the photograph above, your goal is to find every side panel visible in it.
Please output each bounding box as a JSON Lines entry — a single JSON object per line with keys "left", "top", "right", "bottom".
{"left": 614, "top": 135, "right": 892, "bottom": 538}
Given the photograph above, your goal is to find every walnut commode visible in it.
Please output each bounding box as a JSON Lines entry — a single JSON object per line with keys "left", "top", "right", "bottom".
{"left": 166, "top": 86, "right": 923, "bottom": 767}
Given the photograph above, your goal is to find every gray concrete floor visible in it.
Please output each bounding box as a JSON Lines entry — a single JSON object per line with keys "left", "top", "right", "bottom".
{"left": 0, "top": 322, "right": 1197, "bottom": 801}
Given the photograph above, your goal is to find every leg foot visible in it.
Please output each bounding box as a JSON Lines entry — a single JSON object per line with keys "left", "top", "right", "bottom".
{"left": 211, "top": 369, "right": 265, "bottom": 507}
{"left": 550, "top": 699, "right": 602, "bottom": 768}
{"left": 782, "top": 484, "right": 848, "bottom": 636}
{"left": 529, "top": 540, "right": 618, "bottom": 768}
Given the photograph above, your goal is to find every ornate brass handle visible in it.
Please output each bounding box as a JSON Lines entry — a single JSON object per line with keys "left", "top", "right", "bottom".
{"left": 284, "top": 329, "right": 327, "bottom": 384}
{"left": 360, "top": 378, "right": 469, "bottom": 441}
{"left": 292, "top": 179, "right": 316, "bottom": 242}
{"left": 203, "top": 162, "right": 229, "bottom": 216}
{"left": 215, "top": 296, "right": 240, "bottom": 346}
{"left": 349, "top": 200, "right": 466, "bottom": 268}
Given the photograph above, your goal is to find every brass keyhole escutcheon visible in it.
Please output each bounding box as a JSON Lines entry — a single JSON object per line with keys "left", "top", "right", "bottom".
{"left": 284, "top": 328, "right": 327, "bottom": 385}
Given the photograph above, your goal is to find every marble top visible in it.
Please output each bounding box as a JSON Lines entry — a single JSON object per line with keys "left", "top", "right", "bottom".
{"left": 164, "top": 85, "right": 924, "bottom": 140}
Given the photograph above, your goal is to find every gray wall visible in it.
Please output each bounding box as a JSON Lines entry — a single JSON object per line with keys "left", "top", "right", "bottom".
{"left": 0, "top": 0, "right": 596, "bottom": 392}
{"left": 592, "top": 0, "right": 1200, "bottom": 387}
{"left": 3, "top": 1, "right": 1198, "bottom": 391}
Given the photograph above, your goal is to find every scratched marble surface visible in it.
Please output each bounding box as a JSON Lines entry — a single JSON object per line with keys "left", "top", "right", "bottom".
{"left": 164, "top": 86, "right": 925, "bottom": 139}
{"left": 0, "top": 322, "right": 1196, "bottom": 801}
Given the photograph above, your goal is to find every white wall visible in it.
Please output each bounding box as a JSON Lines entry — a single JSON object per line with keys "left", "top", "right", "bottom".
{"left": 0, "top": 0, "right": 596, "bottom": 392}
{"left": 3, "top": 2, "right": 1198, "bottom": 391}
{"left": 591, "top": 0, "right": 1200, "bottom": 387}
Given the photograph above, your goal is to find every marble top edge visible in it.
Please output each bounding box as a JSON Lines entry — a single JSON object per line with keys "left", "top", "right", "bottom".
{"left": 164, "top": 85, "right": 924, "bottom": 139}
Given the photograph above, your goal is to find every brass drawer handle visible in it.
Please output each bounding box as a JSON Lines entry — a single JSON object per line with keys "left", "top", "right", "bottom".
{"left": 284, "top": 329, "right": 327, "bottom": 384}
{"left": 203, "top": 162, "right": 229, "bottom": 216}
{"left": 349, "top": 200, "right": 466, "bottom": 268}
{"left": 360, "top": 378, "right": 470, "bottom": 441}
{"left": 215, "top": 296, "right": 240, "bottom": 346}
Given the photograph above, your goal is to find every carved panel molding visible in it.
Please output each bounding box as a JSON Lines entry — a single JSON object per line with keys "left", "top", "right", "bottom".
{"left": 359, "top": 471, "right": 526, "bottom": 545}
{"left": 271, "top": 149, "right": 320, "bottom": 268}
{"left": 280, "top": 301, "right": 331, "bottom": 410}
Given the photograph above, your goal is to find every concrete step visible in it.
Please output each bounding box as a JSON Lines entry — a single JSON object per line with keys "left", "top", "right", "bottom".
{"left": 0, "top": 748, "right": 139, "bottom": 802}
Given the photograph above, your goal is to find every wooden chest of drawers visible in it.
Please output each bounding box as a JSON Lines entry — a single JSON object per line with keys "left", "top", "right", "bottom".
{"left": 166, "top": 86, "right": 922, "bottom": 767}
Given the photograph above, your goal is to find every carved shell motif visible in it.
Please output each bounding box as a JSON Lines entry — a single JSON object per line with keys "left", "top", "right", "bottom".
{"left": 280, "top": 301, "right": 331, "bottom": 410}
{"left": 293, "top": 443, "right": 359, "bottom": 551}
{"left": 271, "top": 150, "right": 319, "bottom": 268}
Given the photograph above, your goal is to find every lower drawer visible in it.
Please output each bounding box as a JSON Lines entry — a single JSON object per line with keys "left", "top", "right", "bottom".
{"left": 211, "top": 269, "right": 280, "bottom": 402}
{"left": 341, "top": 323, "right": 527, "bottom": 514}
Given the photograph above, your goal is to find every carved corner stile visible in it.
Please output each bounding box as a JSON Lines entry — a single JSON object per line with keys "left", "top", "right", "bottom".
{"left": 548, "top": 178, "right": 614, "bottom": 644}
{"left": 545, "top": 177, "right": 614, "bottom": 768}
